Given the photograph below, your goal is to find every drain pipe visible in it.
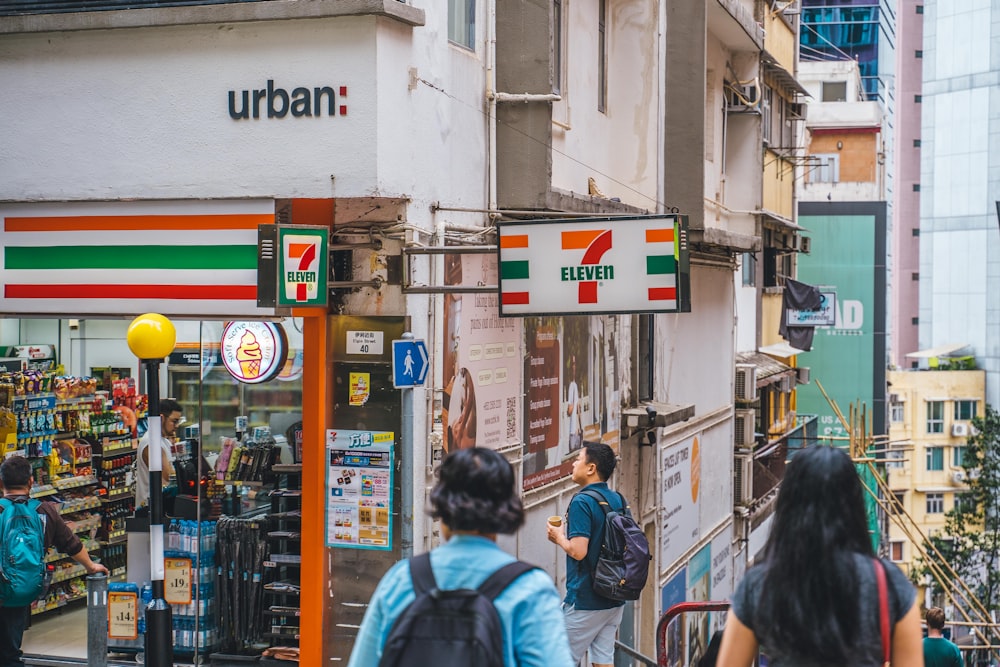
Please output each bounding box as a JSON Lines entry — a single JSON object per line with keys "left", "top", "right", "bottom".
{"left": 487, "top": 0, "right": 498, "bottom": 214}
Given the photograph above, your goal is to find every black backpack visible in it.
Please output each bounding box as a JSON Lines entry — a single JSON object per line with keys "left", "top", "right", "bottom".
{"left": 378, "top": 552, "right": 537, "bottom": 667}
{"left": 580, "top": 489, "right": 652, "bottom": 602}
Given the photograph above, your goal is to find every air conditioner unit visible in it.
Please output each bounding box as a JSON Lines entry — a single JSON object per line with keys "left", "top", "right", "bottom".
{"left": 734, "top": 455, "right": 754, "bottom": 506}
{"left": 951, "top": 470, "right": 967, "bottom": 485}
{"left": 952, "top": 423, "right": 969, "bottom": 438}
{"left": 796, "top": 366, "right": 811, "bottom": 385}
{"left": 735, "top": 364, "right": 758, "bottom": 402}
{"left": 779, "top": 375, "right": 794, "bottom": 393}
{"left": 734, "top": 409, "right": 756, "bottom": 448}
{"left": 800, "top": 236, "right": 812, "bottom": 254}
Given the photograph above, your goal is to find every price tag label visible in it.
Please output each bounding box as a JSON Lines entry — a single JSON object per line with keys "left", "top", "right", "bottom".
{"left": 164, "top": 557, "right": 192, "bottom": 605}
{"left": 108, "top": 591, "right": 138, "bottom": 640}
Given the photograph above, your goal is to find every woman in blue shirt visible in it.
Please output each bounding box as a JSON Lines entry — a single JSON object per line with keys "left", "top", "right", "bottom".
{"left": 348, "top": 447, "right": 573, "bottom": 667}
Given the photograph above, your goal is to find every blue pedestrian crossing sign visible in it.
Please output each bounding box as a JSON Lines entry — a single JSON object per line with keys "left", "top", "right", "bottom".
{"left": 392, "top": 339, "right": 429, "bottom": 388}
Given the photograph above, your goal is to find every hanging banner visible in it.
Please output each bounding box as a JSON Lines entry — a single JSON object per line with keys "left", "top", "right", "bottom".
{"left": 325, "top": 429, "right": 393, "bottom": 551}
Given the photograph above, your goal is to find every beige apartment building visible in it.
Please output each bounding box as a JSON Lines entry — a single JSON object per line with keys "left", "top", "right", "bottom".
{"left": 886, "top": 362, "right": 986, "bottom": 575}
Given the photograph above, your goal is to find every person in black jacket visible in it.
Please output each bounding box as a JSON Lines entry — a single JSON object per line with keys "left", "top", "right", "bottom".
{"left": 0, "top": 455, "right": 107, "bottom": 667}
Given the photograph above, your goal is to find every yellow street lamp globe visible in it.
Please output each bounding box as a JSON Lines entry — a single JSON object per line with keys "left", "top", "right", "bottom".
{"left": 127, "top": 313, "right": 177, "bottom": 360}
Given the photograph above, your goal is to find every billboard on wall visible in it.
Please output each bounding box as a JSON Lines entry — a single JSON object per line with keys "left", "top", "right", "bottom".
{"left": 796, "top": 202, "right": 887, "bottom": 438}
{"left": 441, "top": 254, "right": 523, "bottom": 452}
{"left": 497, "top": 215, "right": 691, "bottom": 316}
{"left": 521, "top": 316, "right": 622, "bottom": 489}
{"left": 660, "top": 434, "right": 702, "bottom": 566}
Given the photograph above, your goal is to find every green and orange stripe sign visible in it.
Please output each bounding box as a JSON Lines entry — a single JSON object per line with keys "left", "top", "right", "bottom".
{"left": 0, "top": 201, "right": 276, "bottom": 317}
{"left": 497, "top": 215, "right": 689, "bottom": 316}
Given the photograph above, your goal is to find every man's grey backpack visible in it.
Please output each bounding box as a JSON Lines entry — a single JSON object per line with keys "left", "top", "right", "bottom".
{"left": 0, "top": 497, "right": 46, "bottom": 608}
{"left": 378, "top": 552, "right": 536, "bottom": 667}
{"left": 581, "top": 489, "right": 651, "bottom": 602}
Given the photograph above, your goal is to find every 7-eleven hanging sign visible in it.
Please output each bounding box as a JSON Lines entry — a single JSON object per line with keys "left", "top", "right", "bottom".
{"left": 497, "top": 215, "right": 691, "bottom": 316}
{"left": 278, "top": 226, "right": 328, "bottom": 307}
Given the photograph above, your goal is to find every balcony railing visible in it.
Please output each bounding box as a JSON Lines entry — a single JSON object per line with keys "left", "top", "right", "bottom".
{"left": 0, "top": 0, "right": 271, "bottom": 15}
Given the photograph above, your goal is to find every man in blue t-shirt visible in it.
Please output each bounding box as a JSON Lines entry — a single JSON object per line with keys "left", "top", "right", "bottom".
{"left": 547, "top": 442, "right": 625, "bottom": 667}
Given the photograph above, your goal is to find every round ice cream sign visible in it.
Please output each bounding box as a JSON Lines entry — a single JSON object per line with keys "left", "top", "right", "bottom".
{"left": 221, "top": 321, "right": 288, "bottom": 384}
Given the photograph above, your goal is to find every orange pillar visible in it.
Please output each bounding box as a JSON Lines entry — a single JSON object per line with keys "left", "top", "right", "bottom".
{"left": 296, "top": 310, "right": 328, "bottom": 665}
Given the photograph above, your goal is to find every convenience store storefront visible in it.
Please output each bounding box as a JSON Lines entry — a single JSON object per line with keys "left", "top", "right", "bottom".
{"left": 0, "top": 199, "right": 385, "bottom": 664}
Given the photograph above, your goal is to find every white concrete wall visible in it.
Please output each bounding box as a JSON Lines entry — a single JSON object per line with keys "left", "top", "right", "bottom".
{"left": 550, "top": 0, "right": 661, "bottom": 210}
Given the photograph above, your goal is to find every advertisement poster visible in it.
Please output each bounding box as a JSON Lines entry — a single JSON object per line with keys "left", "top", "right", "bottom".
{"left": 660, "top": 568, "right": 687, "bottom": 667}
{"left": 686, "top": 544, "right": 711, "bottom": 666}
{"left": 660, "top": 435, "right": 701, "bottom": 566}
{"left": 522, "top": 316, "right": 621, "bottom": 489}
{"left": 709, "top": 531, "right": 733, "bottom": 634}
{"left": 441, "top": 253, "right": 522, "bottom": 452}
{"left": 325, "top": 430, "right": 393, "bottom": 550}
{"left": 349, "top": 372, "right": 370, "bottom": 407}
{"left": 797, "top": 203, "right": 887, "bottom": 439}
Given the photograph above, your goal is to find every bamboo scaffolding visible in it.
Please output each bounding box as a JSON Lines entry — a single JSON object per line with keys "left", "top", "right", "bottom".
{"left": 813, "top": 380, "right": 1000, "bottom": 657}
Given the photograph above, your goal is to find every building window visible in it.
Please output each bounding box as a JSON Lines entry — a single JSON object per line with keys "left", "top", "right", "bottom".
{"left": 811, "top": 154, "right": 840, "bottom": 183}
{"left": 597, "top": 0, "right": 607, "bottom": 113}
{"left": 911, "top": 317, "right": 919, "bottom": 325}
{"left": 911, "top": 272, "right": 920, "bottom": 281}
{"left": 887, "top": 451, "right": 905, "bottom": 470}
{"left": 890, "top": 403, "right": 904, "bottom": 423}
{"left": 927, "top": 401, "right": 944, "bottom": 433}
{"left": 912, "top": 228, "right": 920, "bottom": 237}
{"left": 954, "top": 400, "right": 977, "bottom": 421}
{"left": 956, "top": 493, "right": 975, "bottom": 513}
{"left": 914, "top": 139, "right": 921, "bottom": 147}
{"left": 916, "top": 5, "right": 924, "bottom": 14}
{"left": 552, "top": 0, "right": 563, "bottom": 94}
{"left": 953, "top": 446, "right": 967, "bottom": 468}
{"left": 915, "top": 95, "right": 922, "bottom": 103}
{"left": 915, "top": 50, "right": 923, "bottom": 58}
{"left": 912, "top": 184, "right": 921, "bottom": 192}
{"left": 891, "top": 490, "right": 905, "bottom": 512}
{"left": 822, "top": 81, "right": 847, "bottom": 102}
{"left": 448, "top": 0, "right": 475, "bottom": 50}
{"left": 761, "top": 86, "right": 774, "bottom": 146}
{"left": 926, "top": 446, "right": 944, "bottom": 471}
{"left": 890, "top": 541, "right": 904, "bottom": 561}
{"left": 926, "top": 493, "right": 944, "bottom": 514}
{"left": 741, "top": 252, "right": 756, "bottom": 287}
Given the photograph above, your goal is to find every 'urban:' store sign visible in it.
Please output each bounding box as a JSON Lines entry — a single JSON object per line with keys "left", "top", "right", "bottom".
{"left": 228, "top": 80, "right": 349, "bottom": 120}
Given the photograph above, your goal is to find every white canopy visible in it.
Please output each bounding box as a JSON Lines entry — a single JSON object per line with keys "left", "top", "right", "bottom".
{"left": 905, "top": 343, "right": 970, "bottom": 359}
{"left": 758, "top": 341, "right": 806, "bottom": 358}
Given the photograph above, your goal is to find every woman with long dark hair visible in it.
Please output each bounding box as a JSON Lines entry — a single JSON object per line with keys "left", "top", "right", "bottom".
{"left": 717, "top": 446, "right": 923, "bottom": 666}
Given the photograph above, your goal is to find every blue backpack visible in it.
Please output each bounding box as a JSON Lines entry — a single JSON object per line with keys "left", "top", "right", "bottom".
{"left": 0, "top": 497, "right": 46, "bottom": 608}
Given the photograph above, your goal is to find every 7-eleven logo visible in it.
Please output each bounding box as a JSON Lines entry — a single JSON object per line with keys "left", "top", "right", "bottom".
{"left": 282, "top": 235, "right": 320, "bottom": 302}
{"left": 560, "top": 229, "right": 613, "bottom": 303}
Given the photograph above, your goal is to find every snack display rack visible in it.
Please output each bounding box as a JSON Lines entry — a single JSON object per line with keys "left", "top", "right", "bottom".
{"left": 0, "top": 370, "right": 145, "bottom": 615}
